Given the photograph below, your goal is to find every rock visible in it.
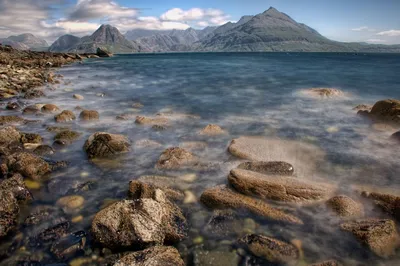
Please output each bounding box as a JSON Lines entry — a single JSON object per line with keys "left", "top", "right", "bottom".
{"left": 183, "top": 190, "right": 197, "bottom": 204}
{"left": 20, "top": 133, "right": 42, "bottom": 144}
{"left": 92, "top": 189, "right": 187, "bottom": 249}
{"left": 22, "top": 105, "right": 41, "bottom": 115}
{"left": 116, "top": 113, "right": 136, "bottom": 121}
{"left": 391, "top": 131, "right": 400, "bottom": 142}
{"left": 129, "top": 180, "right": 184, "bottom": 201}
{"left": 24, "top": 89, "right": 45, "bottom": 99}
{"left": 238, "top": 234, "right": 299, "bottom": 264}
{"left": 237, "top": 161, "right": 294, "bottom": 176}
{"left": 113, "top": 246, "right": 184, "bottom": 266}
{"left": 73, "top": 94, "right": 84, "bottom": 100}
{"left": 84, "top": 132, "right": 131, "bottom": 158}
{"left": 309, "top": 260, "right": 342, "bottom": 266}
{"left": 33, "top": 145, "right": 55, "bottom": 156}
{"left": 200, "top": 185, "right": 303, "bottom": 224}
{"left": 357, "top": 188, "right": 400, "bottom": 222}
{"left": 193, "top": 249, "right": 239, "bottom": 266}
{"left": 0, "top": 115, "right": 25, "bottom": 125}
{"left": 228, "top": 137, "right": 325, "bottom": 176}
{"left": 46, "top": 126, "right": 70, "bottom": 133}
{"left": 340, "top": 219, "right": 399, "bottom": 258}
{"left": 228, "top": 168, "right": 336, "bottom": 204}
{"left": 0, "top": 126, "right": 21, "bottom": 145}
{"left": 302, "top": 88, "right": 345, "bottom": 98}
{"left": 156, "top": 147, "right": 197, "bottom": 170}
{"left": 364, "top": 99, "right": 400, "bottom": 124}
{"left": 132, "top": 102, "right": 144, "bottom": 108}
{"left": 204, "top": 210, "right": 241, "bottom": 237}
{"left": 54, "top": 130, "right": 81, "bottom": 145}
{"left": 353, "top": 104, "right": 372, "bottom": 112}
{"left": 56, "top": 195, "right": 85, "bottom": 211}
{"left": 152, "top": 124, "right": 167, "bottom": 131}
{"left": 96, "top": 47, "right": 113, "bottom": 57}
{"left": 27, "top": 215, "right": 70, "bottom": 245}
{"left": 6, "top": 102, "right": 21, "bottom": 111}
{"left": 0, "top": 174, "right": 32, "bottom": 238}
{"left": 79, "top": 110, "right": 99, "bottom": 121}
{"left": 199, "top": 124, "right": 226, "bottom": 135}
{"left": 326, "top": 195, "right": 364, "bottom": 218}
{"left": 55, "top": 110, "right": 76, "bottom": 123}
{"left": 135, "top": 116, "right": 169, "bottom": 125}
{"left": 2, "top": 152, "right": 51, "bottom": 180}
{"left": 50, "top": 230, "right": 86, "bottom": 259}
{"left": 41, "top": 104, "right": 60, "bottom": 113}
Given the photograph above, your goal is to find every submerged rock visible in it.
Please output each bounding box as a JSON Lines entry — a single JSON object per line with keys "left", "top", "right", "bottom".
{"left": 391, "top": 130, "right": 400, "bottom": 142}
{"left": 228, "top": 168, "right": 335, "bottom": 204}
{"left": 50, "top": 230, "right": 86, "bottom": 259}
{"left": 326, "top": 195, "right": 364, "bottom": 218}
{"left": 238, "top": 234, "right": 299, "bottom": 264}
{"left": 360, "top": 99, "right": 400, "bottom": 124}
{"left": 2, "top": 152, "right": 51, "bottom": 180}
{"left": 54, "top": 130, "right": 81, "bottom": 145}
{"left": 23, "top": 105, "right": 41, "bottom": 115}
{"left": 73, "top": 94, "right": 84, "bottom": 100}
{"left": 135, "top": 116, "right": 169, "bottom": 125}
{"left": 41, "top": 104, "right": 60, "bottom": 114}
{"left": 55, "top": 110, "right": 76, "bottom": 123}
{"left": 357, "top": 188, "right": 400, "bottom": 222}
{"left": 79, "top": 110, "right": 99, "bottom": 121}
{"left": 113, "top": 246, "right": 184, "bottom": 266}
{"left": 129, "top": 180, "right": 184, "bottom": 201}
{"left": 0, "top": 126, "right": 21, "bottom": 145}
{"left": 0, "top": 115, "right": 25, "bottom": 125}
{"left": 340, "top": 219, "right": 399, "bottom": 258}
{"left": 33, "top": 145, "right": 55, "bottom": 156}
{"left": 237, "top": 161, "right": 294, "bottom": 176}
{"left": 228, "top": 137, "right": 325, "bottom": 176}
{"left": 20, "top": 133, "right": 42, "bottom": 144}
{"left": 353, "top": 104, "right": 372, "bottom": 112}
{"left": 92, "top": 189, "right": 187, "bottom": 249}
{"left": 200, "top": 185, "right": 303, "bottom": 224}
{"left": 156, "top": 147, "right": 197, "bottom": 170}
{"left": 193, "top": 249, "right": 239, "bottom": 266}
{"left": 6, "top": 102, "right": 21, "bottom": 111}
{"left": 199, "top": 124, "right": 226, "bottom": 135}
{"left": 302, "top": 88, "right": 345, "bottom": 98}
{"left": 84, "top": 132, "right": 131, "bottom": 159}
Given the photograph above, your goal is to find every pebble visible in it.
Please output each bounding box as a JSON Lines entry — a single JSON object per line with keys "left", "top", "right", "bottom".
{"left": 73, "top": 94, "right": 84, "bottom": 100}
{"left": 72, "top": 215, "right": 84, "bottom": 223}
{"left": 193, "top": 236, "right": 204, "bottom": 245}
{"left": 25, "top": 179, "right": 41, "bottom": 190}
{"left": 183, "top": 191, "right": 197, "bottom": 204}
{"left": 56, "top": 195, "right": 85, "bottom": 210}
{"left": 23, "top": 143, "right": 41, "bottom": 150}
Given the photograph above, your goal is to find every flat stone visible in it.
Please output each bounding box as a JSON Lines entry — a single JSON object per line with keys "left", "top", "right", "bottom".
{"left": 237, "top": 161, "right": 294, "bottom": 176}
{"left": 0, "top": 115, "right": 25, "bottom": 125}
{"left": 228, "top": 168, "right": 336, "bottom": 204}
{"left": 200, "top": 185, "right": 303, "bottom": 224}
{"left": 135, "top": 116, "right": 169, "bottom": 125}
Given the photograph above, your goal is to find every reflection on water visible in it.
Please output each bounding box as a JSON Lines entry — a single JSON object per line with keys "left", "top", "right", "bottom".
{"left": 2, "top": 53, "right": 400, "bottom": 265}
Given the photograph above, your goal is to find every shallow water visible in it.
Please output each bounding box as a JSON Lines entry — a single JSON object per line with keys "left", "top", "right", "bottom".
{"left": 2, "top": 52, "right": 400, "bottom": 265}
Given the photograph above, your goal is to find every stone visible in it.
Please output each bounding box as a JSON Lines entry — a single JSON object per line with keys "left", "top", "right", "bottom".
{"left": 46, "top": 126, "right": 70, "bottom": 133}
{"left": 113, "top": 246, "right": 184, "bottom": 266}
{"left": 129, "top": 180, "right": 184, "bottom": 201}
{"left": 20, "top": 133, "right": 42, "bottom": 144}
{"left": 132, "top": 102, "right": 144, "bottom": 108}
{"left": 357, "top": 188, "right": 400, "bottom": 222}
{"left": 152, "top": 124, "right": 167, "bottom": 131}
{"left": 340, "top": 219, "right": 399, "bottom": 258}
{"left": 238, "top": 234, "right": 299, "bottom": 264}
{"left": 84, "top": 132, "right": 131, "bottom": 158}
{"left": 2, "top": 152, "right": 51, "bottom": 180}
{"left": 156, "top": 147, "right": 197, "bottom": 170}
{"left": 0, "top": 126, "right": 21, "bottom": 145}
{"left": 302, "top": 88, "right": 345, "bottom": 98}
{"left": 55, "top": 110, "right": 76, "bottom": 123}
{"left": 193, "top": 249, "right": 239, "bottom": 266}
{"left": 50, "top": 230, "right": 86, "bottom": 260}
{"left": 73, "top": 94, "right": 84, "bottom": 100}
{"left": 96, "top": 47, "right": 113, "bottom": 57}
{"left": 199, "top": 124, "right": 226, "bottom": 135}
{"left": 237, "top": 161, "right": 294, "bottom": 176}
{"left": 135, "top": 116, "right": 169, "bottom": 125}
{"left": 228, "top": 168, "right": 336, "bottom": 204}
{"left": 309, "top": 260, "right": 342, "bottom": 266}
{"left": 22, "top": 105, "right": 41, "bottom": 114}
{"left": 54, "top": 130, "right": 81, "bottom": 145}
{"left": 228, "top": 137, "right": 325, "bottom": 177}
{"left": 353, "top": 104, "right": 372, "bottom": 112}
{"left": 41, "top": 104, "right": 60, "bottom": 113}
{"left": 0, "top": 115, "right": 25, "bottom": 125}
{"left": 56, "top": 195, "right": 85, "bottom": 211}
{"left": 326, "top": 195, "right": 364, "bottom": 218}
{"left": 200, "top": 185, "right": 303, "bottom": 224}
{"left": 92, "top": 189, "right": 187, "bottom": 249}
{"left": 6, "top": 102, "right": 21, "bottom": 111}
{"left": 391, "top": 130, "right": 400, "bottom": 142}
{"left": 33, "top": 145, "right": 55, "bottom": 156}
{"left": 183, "top": 190, "right": 197, "bottom": 204}
{"left": 79, "top": 110, "right": 99, "bottom": 121}
{"left": 364, "top": 99, "right": 400, "bottom": 124}
{"left": 24, "top": 89, "right": 45, "bottom": 99}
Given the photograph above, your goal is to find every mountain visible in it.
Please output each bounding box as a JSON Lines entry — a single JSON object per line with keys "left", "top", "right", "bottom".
{"left": 125, "top": 29, "right": 172, "bottom": 41}
{"left": 207, "top": 16, "right": 253, "bottom": 37}
{"left": 49, "top": 34, "right": 81, "bottom": 52}
{"left": 0, "top": 33, "right": 48, "bottom": 50}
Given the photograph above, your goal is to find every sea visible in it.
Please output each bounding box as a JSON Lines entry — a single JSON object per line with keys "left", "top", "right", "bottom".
{"left": 2, "top": 52, "right": 400, "bottom": 265}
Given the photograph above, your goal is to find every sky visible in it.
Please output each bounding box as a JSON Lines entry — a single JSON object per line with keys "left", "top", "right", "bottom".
{"left": 0, "top": 0, "right": 399, "bottom": 44}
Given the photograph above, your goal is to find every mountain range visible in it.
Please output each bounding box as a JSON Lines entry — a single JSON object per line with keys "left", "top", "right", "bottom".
{"left": 3, "top": 7, "right": 400, "bottom": 53}
{"left": 0, "top": 33, "right": 48, "bottom": 51}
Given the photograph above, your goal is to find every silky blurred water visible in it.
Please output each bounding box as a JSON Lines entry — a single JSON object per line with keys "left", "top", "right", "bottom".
{"left": 3, "top": 53, "right": 400, "bottom": 265}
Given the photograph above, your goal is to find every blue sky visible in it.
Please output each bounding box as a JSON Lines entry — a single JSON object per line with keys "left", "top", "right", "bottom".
{"left": 0, "top": 0, "right": 399, "bottom": 44}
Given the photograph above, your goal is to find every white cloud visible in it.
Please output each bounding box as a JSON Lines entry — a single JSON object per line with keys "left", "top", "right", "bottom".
{"left": 111, "top": 17, "right": 190, "bottom": 31}
{"left": 377, "top": 30, "right": 400, "bottom": 37}
{"left": 160, "top": 7, "right": 230, "bottom": 26}
{"left": 197, "top": 21, "right": 209, "bottom": 27}
{"left": 351, "top": 26, "right": 375, "bottom": 32}
{"left": 69, "top": 0, "right": 137, "bottom": 21}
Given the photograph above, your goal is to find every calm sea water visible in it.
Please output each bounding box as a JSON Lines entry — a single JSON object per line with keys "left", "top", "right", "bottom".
{"left": 3, "top": 53, "right": 400, "bottom": 265}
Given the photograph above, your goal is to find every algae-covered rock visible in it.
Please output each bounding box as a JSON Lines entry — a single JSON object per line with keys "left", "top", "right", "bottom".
{"left": 84, "top": 132, "right": 131, "bottom": 159}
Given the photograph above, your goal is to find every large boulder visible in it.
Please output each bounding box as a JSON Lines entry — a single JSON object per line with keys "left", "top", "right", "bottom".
{"left": 156, "top": 147, "right": 197, "bottom": 170}
{"left": 200, "top": 185, "right": 303, "bottom": 224}
{"left": 340, "top": 219, "right": 399, "bottom": 258}
{"left": 361, "top": 99, "right": 400, "bottom": 124}
{"left": 84, "top": 132, "right": 131, "bottom": 159}
{"left": 92, "top": 189, "right": 187, "bottom": 249}
{"left": 1, "top": 152, "right": 51, "bottom": 180}
{"left": 96, "top": 47, "right": 113, "bottom": 57}
{"left": 238, "top": 234, "right": 299, "bottom": 264}
{"left": 237, "top": 161, "right": 294, "bottom": 176}
{"left": 228, "top": 137, "right": 325, "bottom": 177}
{"left": 326, "top": 195, "right": 364, "bottom": 218}
{"left": 113, "top": 246, "right": 184, "bottom": 266}
{"left": 228, "top": 169, "right": 336, "bottom": 204}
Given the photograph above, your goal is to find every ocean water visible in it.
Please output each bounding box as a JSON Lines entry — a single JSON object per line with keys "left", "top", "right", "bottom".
{"left": 2, "top": 53, "right": 400, "bottom": 265}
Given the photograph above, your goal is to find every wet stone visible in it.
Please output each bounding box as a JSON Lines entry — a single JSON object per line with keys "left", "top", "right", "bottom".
{"left": 24, "top": 89, "right": 45, "bottom": 99}
{"left": 20, "top": 133, "right": 42, "bottom": 144}
{"left": 84, "top": 132, "right": 131, "bottom": 159}
{"left": 0, "top": 126, "right": 21, "bottom": 146}
{"left": 6, "top": 102, "right": 21, "bottom": 111}
{"left": 0, "top": 115, "right": 25, "bottom": 125}
{"left": 50, "top": 230, "right": 86, "bottom": 259}
{"left": 54, "top": 130, "right": 81, "bottom": 145}
{"left": 199, "top": 124, "right": 226, "bottom": 135}
{"left": 41, "top": 104, "right": 60, "bottom": 114}
{"left": 326, "top": 195, "right": 364, "bottom": 218}
{"left": 55, "top": 110, "right": 76, "bottom": 123}
{"left": 193, "top": 249, "right": 240, "bottom": 266}
{"left": 156, "top": 147, "right": 197, "bottom": 170}
{"left": 33, "top": 145, "right": 55, "bottom": 156}
{"left": 79, "top": 110, "right": 99, "bottom": 121}
{"left": 237, "top": 161, "right": 294, "bottom": 176}
{"left": 391, "top": 130, "right": 400, "bottom": 142}
{"left": 113, "top": 246, "right": 184, "bottom": 266}
{"left": 2, "top": 152, "right": 51, "bottom": 180}
{"left": 309, "top": 260, "right": 343, "bottom": 266}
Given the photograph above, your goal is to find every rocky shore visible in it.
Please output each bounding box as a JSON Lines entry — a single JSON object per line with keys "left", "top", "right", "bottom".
{"left": 0, "top": 47, "right": 399, "bottom": 266}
